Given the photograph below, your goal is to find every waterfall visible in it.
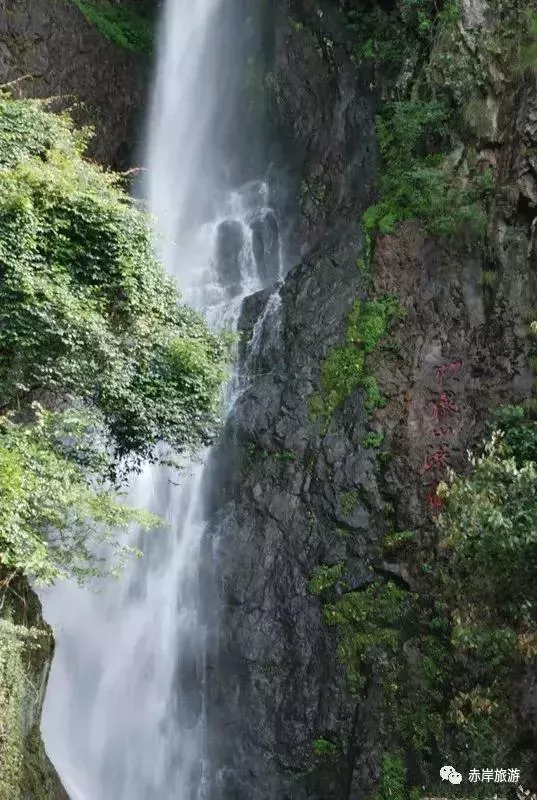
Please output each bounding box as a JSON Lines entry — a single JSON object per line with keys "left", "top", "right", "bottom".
{"left": 38, "top": 1, "right": 282, "bottom": 798}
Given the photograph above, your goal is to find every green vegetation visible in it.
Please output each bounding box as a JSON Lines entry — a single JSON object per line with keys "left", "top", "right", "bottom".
{"left": 324, "top": 580, "right": 412, "bottom": 695}
{"left": 0, "top": 96, "right": 227, "bottom": 586}
{"left": 343, "top": 0, "right": 449, "bottom": 73}
{"left": 271, "top": 450, "right": 296, "bottom": 462}
{"left": 380, "top": 530, "right": 415, "bottom": 554}
{"left": 310, "top": 296, "right": 404, "bottom": 420}
{"left": 0, "top": 97, "right": 227, "bottom": 471}
{"left": 363, "top": 430, "right": 384, "bottom": 449}
{"left": 308, "top": 0, "right": 537, "bottom": 794}
{"left": 374, "top": 753, "right": 412, "bottom": 800}
{"left": 0, "top": 408, "right": 158, "bottom": 585}
{"left": 363, "top": 100, "right": 493, "bottom": 239}
{"left": 307, "top": 563, "right": 344, "bottom": 596}
{"left": 312, "top": 737, "right": 339, "bottom": 759}
{"left": 436, "top": 414, "right": 537, "bottom": 634}
{"left": 314, "top": 407, "right": 537, "bottom": 795}
{"left": 0, "top": 616, "right": 51, "bottom": 800}
{"left": 352, "top": 0, "right": 534, "bottom": 245}
{"left": 0, "top": 620, "right": 27, "bottom": 799}
{"left": 0, "top": 92, "right": 227, "bottom": 799}
{"left": 69, "top": 0, "right": 154, "bottom": 54}
{"left": 340, "top": 489, "right": 359, "bottom": 516}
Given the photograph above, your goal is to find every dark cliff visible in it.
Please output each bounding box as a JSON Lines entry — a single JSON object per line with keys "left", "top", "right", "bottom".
{"left": 0, "top": 0, "right": 149, "bottom": 167}
{"left": 204, "top": 0, "right": 537, "bottom": 798}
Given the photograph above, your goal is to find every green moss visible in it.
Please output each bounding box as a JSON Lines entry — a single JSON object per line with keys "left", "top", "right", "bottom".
{"left": 308, "top": 563, "right": 345, "bottom": 596}
{"left": 69, "top": 0, "right": 154, "bottom": 54}
{"left": 311, "top": 296, "right": 403, "bottom": 420}
{"left": 314, "top": 346, "right": 366, "bottom": 417}
{"left": 340, "top": 489, "right": 359, "bottom": 516}
{"left": 362, "top": 376, "right": 387, "bottom": 411}
{"left": 374, "top": 753, "right": 408, "bottom": 800}
{"left": 271, "top": 450, "right": 296, "bottom": 462}
{"left": 312, "top": 737, "right": 339, "bottom": 759}
{"left": 363, "top": 430, "right": 384, "bottom": 449}
{"left": 381, "top": 530, "right": 415, "bottom": 553}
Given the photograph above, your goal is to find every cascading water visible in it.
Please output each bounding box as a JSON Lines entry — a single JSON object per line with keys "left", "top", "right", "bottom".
{"left": 38, "top": 1, "right": 283, "bottom": 798}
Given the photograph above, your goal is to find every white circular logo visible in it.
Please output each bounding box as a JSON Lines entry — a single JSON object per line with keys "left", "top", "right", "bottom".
{"left": 440, "top": 765, "right": 463, "bottom": 784}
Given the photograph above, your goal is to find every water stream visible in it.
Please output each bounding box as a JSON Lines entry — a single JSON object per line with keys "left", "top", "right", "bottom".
{"left": 39, "top": 1, "right": 281, "bottom": 797}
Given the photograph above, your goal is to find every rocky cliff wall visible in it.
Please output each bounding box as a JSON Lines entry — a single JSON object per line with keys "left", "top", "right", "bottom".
{"left": 0, "top": 572, "right": 69, "bottom": 800}
{"left": 204, "top": 1, "right": 537, "bottom": 797}
{"left": 204, "top": 5, "right": 384, "bottom": 797}
{"left": 0, "top": 0, "right": 149, "bottom": 167}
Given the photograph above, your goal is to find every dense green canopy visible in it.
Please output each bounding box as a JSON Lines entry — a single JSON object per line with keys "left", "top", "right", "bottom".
{"left": 0, "top": 96, "right": 228, "bottom": 583}
{"left": 0, "top": 97, "right": 227, "bottom": 465}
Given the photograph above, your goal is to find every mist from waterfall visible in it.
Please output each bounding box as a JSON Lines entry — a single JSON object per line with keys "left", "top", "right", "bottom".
{"left": 38, "top": 1, "right": 282, "bottom": 798}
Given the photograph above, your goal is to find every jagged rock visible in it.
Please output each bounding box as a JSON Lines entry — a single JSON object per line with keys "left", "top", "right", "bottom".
{"left": 374, "top": 560, "right": 412, "bottom": 590}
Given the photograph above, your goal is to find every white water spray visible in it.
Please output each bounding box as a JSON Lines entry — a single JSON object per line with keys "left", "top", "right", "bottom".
{"left": 39, "top": 1, "right": 282, "bottom": 798}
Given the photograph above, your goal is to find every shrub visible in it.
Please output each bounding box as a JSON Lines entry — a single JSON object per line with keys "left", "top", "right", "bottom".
{"left": 312, "top": 737, "right": 339, "bottom": 758}
{"left": 363, "top": 101, "right": 491, "bottom": 239}
{"left": 311, "top": 296, "right": 403, "bottom": 420}
{"left": 324, "top": 580, "right": 411, "bottom": 694}
{"left": 0, "top": 408, "right": 158, "bottom": 585}
{"left": 308, "top": 563, "right": 345, "bottom": 596}
{"left": 0, "top": 97, "right": 228, "bottom": 472}
{"left": 437, "top": 430, "right": 537, "bottom": 622}
{"left": 69, "top": 0, "right": 154, "bottom": 54}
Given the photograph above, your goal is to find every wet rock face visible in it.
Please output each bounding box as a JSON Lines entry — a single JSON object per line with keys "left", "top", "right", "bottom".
{"left": 372, "top": 222, "right": 536, "bottom": 531}
{"left": 203, "top": 2, "right": 537, "bottom": 798}
{"left": 269, "top": 0, "right": 379, "bottom": 255}
{"left": 0, "top": 0, "right": 148, "bottom": 168}
{"left": 203, "top": 6, "right": 382, "bottom": 795}
{"left": 205, "top": 233, "right": 382, "bottom": 800}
